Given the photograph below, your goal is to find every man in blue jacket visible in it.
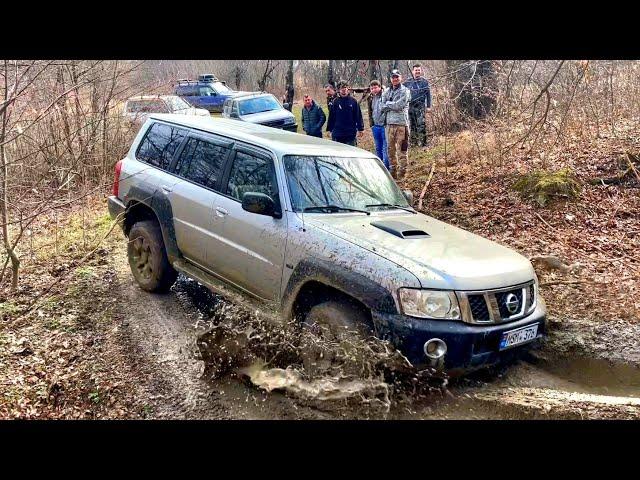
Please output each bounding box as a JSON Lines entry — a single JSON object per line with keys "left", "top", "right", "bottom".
{"left": 326, "top": 80, "right": 364, "bottom": 146}
{"left": 301, "top": 94, "right": 326, "bottom": 138}
{"left": 404, "top": 63, "right": 432, "bottom": 147}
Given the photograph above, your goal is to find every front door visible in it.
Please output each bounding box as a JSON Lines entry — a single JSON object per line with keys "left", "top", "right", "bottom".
{"left": 207, "top": 147, "right": 287, "bottom": 301}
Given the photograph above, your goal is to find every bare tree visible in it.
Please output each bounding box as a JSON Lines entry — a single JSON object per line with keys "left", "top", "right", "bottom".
{"left": 284, "top": 60, "right": 294, "bottom": 110}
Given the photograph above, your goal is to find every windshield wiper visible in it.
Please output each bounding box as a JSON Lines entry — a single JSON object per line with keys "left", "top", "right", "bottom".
{"left": 248, "top": 109, "right": 277, "bottom": 114}
{"left": 303, "top": 205, "right": 370, "bottom": 215}
{"left": 365, "top": 203, "right": 417, "bottom": 214}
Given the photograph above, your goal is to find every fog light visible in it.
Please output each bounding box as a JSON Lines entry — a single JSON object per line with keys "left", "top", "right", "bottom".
{"left": 424, "top": 338, "right": 447, "bottom": 360}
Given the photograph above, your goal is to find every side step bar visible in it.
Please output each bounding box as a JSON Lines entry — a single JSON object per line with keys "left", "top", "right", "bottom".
{"left": 172, "top": 259, "right": 280, "bottom": 322}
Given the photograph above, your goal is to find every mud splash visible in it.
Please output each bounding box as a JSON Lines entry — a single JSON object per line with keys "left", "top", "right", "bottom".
{"left": 190, "top": 290, "right": 447, "bottom": 408}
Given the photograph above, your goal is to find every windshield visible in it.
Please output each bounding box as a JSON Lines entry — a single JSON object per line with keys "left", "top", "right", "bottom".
{"left": 238, "top": 95, "right": 281, "bottom": 115}
{"left": 283, "top": 155, "right": 409, "bottom": 213}
{"left": 212, "top": 81, "right": 232, "bottom": 93}
{"left": 165, "top": 96, "right": 191, "bottom": 111}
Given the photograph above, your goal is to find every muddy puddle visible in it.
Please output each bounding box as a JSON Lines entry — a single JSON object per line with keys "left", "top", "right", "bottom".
{"left": 530, "top": 355, "right": 640, "bottom": 398}
{"left": 169, "top": 274, "right": 640, "bottom": 419}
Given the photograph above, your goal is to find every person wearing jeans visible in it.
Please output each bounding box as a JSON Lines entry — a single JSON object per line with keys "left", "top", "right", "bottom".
{"left": 381, "top": 69, "right": 411, "bottom": 180}
{"left": 326, "top": 79, "right": 364, "bottom": 146}
{"left": 367, "top": 80, "right": 390, "bottom": 170}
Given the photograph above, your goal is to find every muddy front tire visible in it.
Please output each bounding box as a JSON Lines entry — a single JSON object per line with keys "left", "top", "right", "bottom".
{"left": 127, "top": 220, "right": 177, "bottom": 293}
{"left": 300, "top": 300, "right": 372, "bottom": 377}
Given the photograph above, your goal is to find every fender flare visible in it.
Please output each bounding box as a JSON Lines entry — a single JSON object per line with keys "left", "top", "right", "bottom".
{"left": 281, "top": 258, "right": 399, "bottom": 320}
{"left": 125, "top": 184, "right": 182, "bottom": 263}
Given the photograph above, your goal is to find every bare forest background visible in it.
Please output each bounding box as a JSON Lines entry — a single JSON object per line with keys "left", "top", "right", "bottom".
{"left": 2, "top": 58, "right": 640, "bottom": 419}
{"left": 1, "top": 59, "right": 639, "bottom": 295}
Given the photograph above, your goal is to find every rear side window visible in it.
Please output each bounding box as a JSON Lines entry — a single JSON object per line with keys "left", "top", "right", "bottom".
{"left": 136, "top": 123, "right": 187, "bottom": 170}
{"left": 177, "top": 85, "right": 197, "bottom": 96}
{"left": 174, "top": 137, "right": 230, "bottom": 190}
{"left": 225, "top": 151, "right": 278, "bottom": 203}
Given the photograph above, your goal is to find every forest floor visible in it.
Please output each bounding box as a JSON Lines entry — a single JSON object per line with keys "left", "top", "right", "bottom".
{"left": 1, "top": 120, "right": 639, "bottom": 419}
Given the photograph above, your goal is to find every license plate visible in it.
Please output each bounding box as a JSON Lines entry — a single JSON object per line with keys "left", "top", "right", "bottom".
{"left": 499, "top": 324, "right": 539, "bottom": 350}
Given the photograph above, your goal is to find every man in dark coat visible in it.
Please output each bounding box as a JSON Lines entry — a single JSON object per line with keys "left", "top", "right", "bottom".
{"left": 326, "top": 80, "right": 364, "bottom": 146}
{"left": 301, "top": 94, "right": 326, "bottom": 138}
{"left": 403, "top": 63, "right": 432, "bottom": 147}
{"left": 325, "top": 83, "right": 338, "bottom": 111}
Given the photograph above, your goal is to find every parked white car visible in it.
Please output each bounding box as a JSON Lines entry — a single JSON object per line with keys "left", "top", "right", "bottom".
{"left": 123, "top": 95, "right": 210, "bottom": 124}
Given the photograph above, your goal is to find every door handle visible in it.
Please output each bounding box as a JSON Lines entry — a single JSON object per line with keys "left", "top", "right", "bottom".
{"left": 215, "top": 206, "right": 228, "bottom": 217}
{"left": 160, "top": 185, "right": 172, "bottom": 194}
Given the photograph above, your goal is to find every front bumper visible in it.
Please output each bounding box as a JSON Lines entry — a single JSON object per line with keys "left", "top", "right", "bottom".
{"left": 108, "top": 195, "right": 126, "bottom": 221}
{"left": 372, "top": 299, "right": 547, "bottom": 372}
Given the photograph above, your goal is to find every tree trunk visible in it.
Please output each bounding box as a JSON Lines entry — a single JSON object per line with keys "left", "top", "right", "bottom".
{"left": 447, "top": 60, "right": 498, "bottom": 120}
{"left": 1, "top": 60, "right": 20, "bottom": 290}
{"left": 284, "top": 60, "right": 294, "bottom": 111}
{"left": 369, "top": 60, "right": 377, "bottom": 82}
{"left": 328, "top": 60, "right": 335, "bottom": 87}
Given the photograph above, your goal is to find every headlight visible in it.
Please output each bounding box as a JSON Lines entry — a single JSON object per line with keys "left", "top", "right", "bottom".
{"left": 398, "top": 288, "right": 461, "bottom": 320}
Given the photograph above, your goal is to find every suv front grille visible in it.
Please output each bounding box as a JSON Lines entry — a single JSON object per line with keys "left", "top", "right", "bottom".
{"left": 457, "top": 281, "right": 536, "bottom": 324}
{"left": 468, "top": 294, "right": 490, "bottom": 321}
{"left": 495, "top": 289, "right": 524, "bottom": 319}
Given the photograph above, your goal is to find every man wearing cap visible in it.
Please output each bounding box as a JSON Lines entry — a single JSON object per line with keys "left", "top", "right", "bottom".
{"left": 404, "top": 63, "right": 432, "bottom": 147}
{"left": 326, "top": 80, "right": 364, "bottom": 146}
{"left": 381, "top": 69, "right": 411, "bottom": 180}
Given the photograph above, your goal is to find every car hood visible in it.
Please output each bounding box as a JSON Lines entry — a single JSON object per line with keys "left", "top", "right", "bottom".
{"left": 305, "top": 212, "right": 535, "bottom": 291}
{"left": 240, "top": 109, "right": 295, "bottom": 124}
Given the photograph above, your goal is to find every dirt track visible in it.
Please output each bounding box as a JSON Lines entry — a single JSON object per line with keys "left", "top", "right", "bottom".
{"left": 104, "top": 240, "right": 640, "bottom": 420}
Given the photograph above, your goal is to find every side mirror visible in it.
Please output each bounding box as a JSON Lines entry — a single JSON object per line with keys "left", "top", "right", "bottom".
{"left": 282, "top": 102, "right": 290, "bottom": 111}
{"left": 403, "top": 189, "right": 414, "bottom": 205}
{"left": 241, "top": 192, "right": 280, "bottom": 218}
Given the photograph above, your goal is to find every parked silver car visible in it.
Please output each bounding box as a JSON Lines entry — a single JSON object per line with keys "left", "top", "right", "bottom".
{"left": 123, "top": 95, "right": 209, "bottom": 124}
{"left": 222, "top": 93, "right": 297, "bottom": 132}
{"left": 108, "top": 114, "right": 546, "bottom": 373}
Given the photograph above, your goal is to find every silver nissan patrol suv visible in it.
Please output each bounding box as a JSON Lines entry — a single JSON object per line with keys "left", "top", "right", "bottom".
{"left": 108, "top": 114, "right": 546, "bottom": 373}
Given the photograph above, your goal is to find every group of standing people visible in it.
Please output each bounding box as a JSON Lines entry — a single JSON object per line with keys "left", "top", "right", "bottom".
{"left": 299, "top": 63, "right": 432, "bottom": 181}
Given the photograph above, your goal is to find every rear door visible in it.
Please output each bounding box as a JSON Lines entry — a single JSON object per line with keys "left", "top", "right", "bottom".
{"left": 132, "top": 121, "right": 188, "bottom": 206}
{"left": 208, "top": 145, "right": 287, "bottom": 301}
{"left": 168, "top": 132, "right": 234, "bottom": 268}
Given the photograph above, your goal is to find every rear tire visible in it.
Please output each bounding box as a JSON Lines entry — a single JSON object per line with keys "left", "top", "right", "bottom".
{"left": 127, "top": 220, "right": 177, "bottom": 293}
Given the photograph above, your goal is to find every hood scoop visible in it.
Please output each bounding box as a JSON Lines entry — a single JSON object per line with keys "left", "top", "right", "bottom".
{"left": 370, "top": 220, "right": 430, "bottom": 239}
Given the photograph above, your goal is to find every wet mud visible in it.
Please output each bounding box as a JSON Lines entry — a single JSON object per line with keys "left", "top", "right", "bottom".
{"left": 113, "top": 242, "right": 640, "bottom": 419}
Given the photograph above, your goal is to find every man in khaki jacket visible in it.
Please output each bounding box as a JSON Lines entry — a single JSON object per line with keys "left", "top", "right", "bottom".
{"left": 381, "top": 69, "right": 411, "bottom": 180}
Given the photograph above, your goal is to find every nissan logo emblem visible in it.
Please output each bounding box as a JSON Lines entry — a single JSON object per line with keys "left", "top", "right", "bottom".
{"left": 505, "top": 293, "right": 520, "bottom": 314}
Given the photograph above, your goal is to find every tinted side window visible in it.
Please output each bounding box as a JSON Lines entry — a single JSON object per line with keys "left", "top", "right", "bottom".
{"left": 174, "top": 137, "right": 229, "bottom": 190}
{"left": 136, "top": 123, "right": 186, "bottom": 170}
{"left": 177, "top": 85, "right": 196, "bottom": 96}
{"left": 199, "top": 86, "right": 215, "bottom": 96}
{"left": 225, "top": 151, "right": 278, "bottom": 203}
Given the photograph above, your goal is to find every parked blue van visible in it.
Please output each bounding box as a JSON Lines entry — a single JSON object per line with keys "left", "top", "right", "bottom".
{"left": 174, "top": 75, "right": 250, "bottom": 113}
